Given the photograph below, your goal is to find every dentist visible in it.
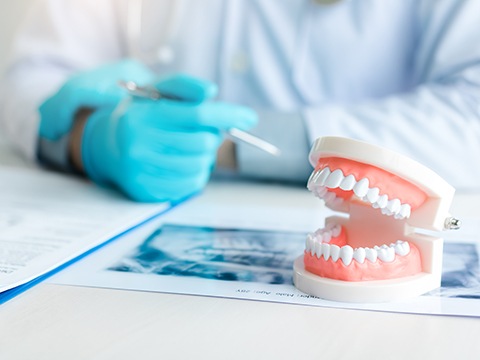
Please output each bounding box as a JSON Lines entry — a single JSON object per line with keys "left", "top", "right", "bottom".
{"left": 1, "top": 0, "right": 480, "bottom": 202}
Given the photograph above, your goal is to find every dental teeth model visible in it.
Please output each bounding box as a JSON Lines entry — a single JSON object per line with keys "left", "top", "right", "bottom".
{"left": 293, "top": 137, "right": 459, "bottom": 302}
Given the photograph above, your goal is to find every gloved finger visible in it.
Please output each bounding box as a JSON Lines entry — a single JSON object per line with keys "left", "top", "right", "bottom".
{"left": 132, "top": 128, "right": 222, "bottom": 155}
{"left": 123, "top": 170, "right": 211, "bottom": 202}
{"left": 138, "top": 101, "right": 258, "bottom": 132}
{"left": 132, "top": 151, "right": 217, "bottom": 176}
{"left": 70, "top": 59, "right": 156, "bottom": 104}
{"left": 155, "top": 74, "right": 218, "bottom": 103}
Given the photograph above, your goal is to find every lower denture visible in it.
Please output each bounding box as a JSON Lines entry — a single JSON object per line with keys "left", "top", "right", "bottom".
{"left": 304, "top": 225, "right": 422, "bottom": 281}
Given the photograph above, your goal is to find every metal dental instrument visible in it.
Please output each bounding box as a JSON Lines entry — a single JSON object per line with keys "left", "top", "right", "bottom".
{"left": 118, "top": 80, "right": 281, "bottom": 156}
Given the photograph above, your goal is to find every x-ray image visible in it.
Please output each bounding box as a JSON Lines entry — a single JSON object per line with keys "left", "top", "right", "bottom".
{"left": 429, "top": 242, "right": 480, "bottom": 299}
{"left": 108, "top": 224, "right": 480, "bottom": 295}
{"left": 108, "top": 224, "right": 307, "bottom": 285}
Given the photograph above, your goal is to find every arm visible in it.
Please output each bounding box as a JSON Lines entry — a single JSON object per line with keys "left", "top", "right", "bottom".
{"left": 233, "top": 0, "right": 480, "bottom": 190}
{"left": 0, "top": 0, "right": 123, "bottom": 160}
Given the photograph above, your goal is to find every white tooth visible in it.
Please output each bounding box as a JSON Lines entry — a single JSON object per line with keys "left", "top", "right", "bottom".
{"left": 381, "top": 207, "right": 393, "bottom": 216}
{"left": 313, "top": 231, "right": 323, "bottom": 243}
{"left": 365, "top": 247, "right": 378, "bottom": 262}
{"left": 322, "top": 243, "right": 331, "bottom": 260}
{"left": 307, "top": 170, "right": 319, "bottom": 190}
{"left": 314, "top": 241, "right": 323, "bottom": 258}
{"left": 330, "top": 197, "right": 344, "bottom": 208}
{"left": 323, "top": 191, "right": 336, "bottom": 203}
{"left": 306, "top": 234, "right": 315, "bottom": 251}
{"left": 353, "top": 247, "right": 366, "bottom": 264}
{"left": 314, "top": 186, "right": 328, "bottom": 198}
{"left": 387, "top": 199, "right": 401, "bottom": 214}
{"left": 330, "top": 245, "right": 341, "bottom": 262}
{"left": 339, "top": 174, "right": 356, "bottom": 191}
{"left": 325, "top": 169, "right": 344, "bottom": 189}
{"left": 315, "top": 168, "right": 331, "bottom": 186}
{"left": 366, "top": 187, "right": 380, "bottom": 203}
{"left": 340, "top": 245, "right": 354, "bottom": 266}
{"left": 353, "top": 178, "right": 369, "bottom": 198}
{"left": 377, "top": 246, "right": 395, "bottom": 262}
{"left": 398, "top": 204, "right": 411, "bottom": 219}
{"left": 322, "top": 231, "right": 332, "bottom": 243}
{"left": 331, "top": 224, "right": 341, "bottom": 237}
{"left": 394, "top": 241, "right": 410, "bottom": 256}
{"left": 375, "top": 194, "right": 388, "bottom": 209}
{"left": 308, "top": 169, "right": 322, "bottom": 183}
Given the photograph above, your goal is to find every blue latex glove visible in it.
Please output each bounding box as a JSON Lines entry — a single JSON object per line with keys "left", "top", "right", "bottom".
{"left": 82, "top": 74, "right": 258, "bottom": 202}
{"left": 39, "top": 59, "right": 155, "bottom": 141}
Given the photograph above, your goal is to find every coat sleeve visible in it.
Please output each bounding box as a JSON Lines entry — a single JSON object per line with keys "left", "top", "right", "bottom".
{"left": 0, "top": 0, "right": 125, "bottom": 160}
{"left": 302, "top": 0, "right": 480, "bottom": 190}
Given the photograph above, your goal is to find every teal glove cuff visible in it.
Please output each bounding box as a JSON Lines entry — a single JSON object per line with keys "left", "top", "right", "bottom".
{"left": 37, "top": 133, "right": 74, "bottom": 172}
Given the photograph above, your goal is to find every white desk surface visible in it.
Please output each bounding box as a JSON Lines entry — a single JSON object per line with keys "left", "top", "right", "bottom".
{"left": 1, "top": 145, "right": 480, "bottom": 360}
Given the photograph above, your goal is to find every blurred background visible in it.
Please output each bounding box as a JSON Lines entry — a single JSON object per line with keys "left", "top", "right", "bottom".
{"left": 0, "top": 0, "right": 33, "bottom": 164}
{"left": 0, "top": 0, "right": 33, "bottom": 75}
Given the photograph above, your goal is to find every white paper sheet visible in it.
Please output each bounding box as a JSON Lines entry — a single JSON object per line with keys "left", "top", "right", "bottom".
{"left": 0, "top": 167, "right": 170, "bottom": 293}
{"left": 49, "top": 185, "right": 480, "bottom": 317}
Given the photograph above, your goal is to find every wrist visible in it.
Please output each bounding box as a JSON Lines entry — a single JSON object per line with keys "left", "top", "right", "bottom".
{"left": 69, "top": 108, "right": 93, "bottom": 174}
{"left": 216, "top": 139, "right": 238, "bottom": 170}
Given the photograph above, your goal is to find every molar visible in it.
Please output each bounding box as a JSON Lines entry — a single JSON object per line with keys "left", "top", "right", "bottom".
{"left": 393, "top": 240, "right": 410, "bottom": 256}
{"left": 373, "top": 194, "right": 388, "bottom": 209}
{"left": 376, "top": 245, "right": 395, "bottom": 262}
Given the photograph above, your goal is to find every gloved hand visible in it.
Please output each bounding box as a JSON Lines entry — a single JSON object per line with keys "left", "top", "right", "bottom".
{"left": 82, "top": 74, "right": 258, "bottom": 202}
{"left": 39, "top": 59, "right": 155, "bottom": 141}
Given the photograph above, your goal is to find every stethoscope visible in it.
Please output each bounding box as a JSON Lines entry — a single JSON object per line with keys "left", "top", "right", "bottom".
{"left": 125, "top": 0, "right": 343, "bottom": 67}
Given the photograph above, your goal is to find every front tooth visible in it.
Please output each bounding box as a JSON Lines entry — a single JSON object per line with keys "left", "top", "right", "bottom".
{"left": 366, "top": 187, "right": 380, "bottom": 203}
{"left": 340, "top": 245, "right": 353, "bottom": 266}
{"left": 353, "top": 247, "right": 366, "bottom": 264}
{"left": 339, "top": 174, "right": 356, "bottom": 191}
{"left": 365, "top": 247, "right": 378, "bottom": 262}
{"left": 314, "top": 241, "right": 323, "bottom": 258}
{"left": 330, "top": 245, "right": 341, "bottom": 262}
{"left": 306, "top": 234, "right": 315, "bottom": 252}
{"left": 307, "top": 170, "right": 320, "bottom": 189}
{"left": 377, "top": 246, "right": 395, "bottom": 262}
{"left": 315, "top": 168, "right": 331, "bottom": 186}
{"left": 353, "top": 178, "right": 369, "bottom": 198}
{"left": 322, "top": 243, "right": 331, "bottom": 260}
{"left": 325, "top": 169, "right": 344, "bottom": 189}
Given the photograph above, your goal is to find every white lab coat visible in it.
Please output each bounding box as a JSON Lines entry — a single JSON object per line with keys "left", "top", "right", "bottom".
{"left": 1, "top": 0, "right": 480, "bottom": 188}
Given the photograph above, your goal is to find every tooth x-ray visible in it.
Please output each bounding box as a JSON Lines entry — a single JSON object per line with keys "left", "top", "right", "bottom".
{"left": 108, "top": 224, "right": 307, "bottom": 285}
{"left": 107, "top": 224, "right": 480, "bottom": 297}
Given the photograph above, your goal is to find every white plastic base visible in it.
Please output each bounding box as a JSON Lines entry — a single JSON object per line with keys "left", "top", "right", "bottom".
{"left": 293, "top": 257, "right": 441, "bottom": 303}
